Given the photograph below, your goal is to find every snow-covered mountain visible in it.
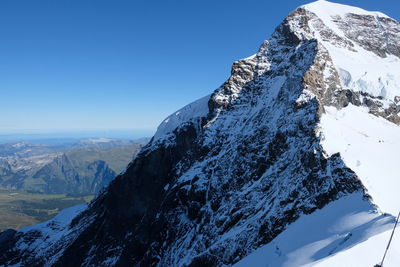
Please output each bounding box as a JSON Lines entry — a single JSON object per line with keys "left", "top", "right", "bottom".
{"left": 1, "top": 1, "right": 399, "bottom": 266}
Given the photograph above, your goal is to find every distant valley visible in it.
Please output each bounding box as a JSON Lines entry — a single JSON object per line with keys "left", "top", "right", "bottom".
{"left": 0, "top": 138, "right": 148, "bottom": 195}
{"left": 0, "top": 189, "right": 94, "bottom": 232}
{"left": 0, "top": 137, "right": 148, "bottom": 230}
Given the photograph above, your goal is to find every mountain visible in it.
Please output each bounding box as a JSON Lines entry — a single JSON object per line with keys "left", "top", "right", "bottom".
{"left": 0, "top": 138, "right": 147, "bottom": 194}
{"left": 0, "top": 142, "right": 64, "bottom": 159}
{"left": 30, "top": 155, "right": 116, "bottom": 195}
{"left": 1, "top": 1, "right": 400, "bottom": 266}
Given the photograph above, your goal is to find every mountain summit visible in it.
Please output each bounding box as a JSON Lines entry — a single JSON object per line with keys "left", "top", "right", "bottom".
{"left": 1, "top": 1, "right": 400, "bottom": 266}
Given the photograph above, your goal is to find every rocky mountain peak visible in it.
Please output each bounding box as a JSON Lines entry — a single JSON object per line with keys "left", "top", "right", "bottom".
{"left": 1, "top": 2, "right": 400, "bottom": 266}
{"left": 206, "top": 0, "right": 400, "bottom": 129}
{"left": 293, "top": 1, "right": 400, "bottom": 100}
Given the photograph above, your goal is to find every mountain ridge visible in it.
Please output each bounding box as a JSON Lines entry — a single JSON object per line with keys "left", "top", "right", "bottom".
{"left": 1, "top": 1, "right": 399, "bottom": 266}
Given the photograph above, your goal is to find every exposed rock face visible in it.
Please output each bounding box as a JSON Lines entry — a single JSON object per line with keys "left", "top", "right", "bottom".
{"left": 1, "top": 1, "right": 399, "bottom": 266}
{"left": 335, "top": 14, "right": 400, "bottom": 58}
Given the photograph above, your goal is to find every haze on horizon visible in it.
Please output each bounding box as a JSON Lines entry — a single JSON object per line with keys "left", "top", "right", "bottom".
{"left": 1, "top": 0, "right": 399, "bottom": 134}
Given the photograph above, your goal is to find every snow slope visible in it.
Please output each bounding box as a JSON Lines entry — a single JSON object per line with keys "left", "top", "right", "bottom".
{"left": 320, "top": 104, "right": 400, "bottom": 216}
{"left": 234, "top": 193, "right": 398, "bottom": 267}
{"left": 12, "top": 204, "right": 88, "bottom": 266}
{"left": 152, "top": 94, "right": 210, "bottom": 142}
{"left": 314, "top": 226, "right": 400, "bottom": 267}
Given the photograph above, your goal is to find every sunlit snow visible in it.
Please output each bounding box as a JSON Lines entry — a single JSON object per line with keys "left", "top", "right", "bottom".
{"left": 320, "top": 104, "right": 400, "bottom": 216}
{"left": 234, "top": 193, "right": 397, "bottom": 267}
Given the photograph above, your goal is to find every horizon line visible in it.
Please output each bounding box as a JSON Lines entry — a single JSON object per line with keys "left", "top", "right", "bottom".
{"left": 0, "top": 128, "right": 156, "bottom": 134}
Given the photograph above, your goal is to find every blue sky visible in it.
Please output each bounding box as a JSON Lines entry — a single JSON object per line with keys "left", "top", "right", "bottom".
{"left": 1, "top": 0, "right": 399, "bottom": 135}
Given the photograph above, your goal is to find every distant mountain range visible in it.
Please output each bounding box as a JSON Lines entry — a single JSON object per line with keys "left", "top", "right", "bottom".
{"left": 0, "top": 138, "right": 148, "bottom": 194}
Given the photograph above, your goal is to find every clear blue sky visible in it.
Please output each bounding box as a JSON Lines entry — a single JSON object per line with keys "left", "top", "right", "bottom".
{"left": 1, "top": 0, "right": 398, "bottom": 134}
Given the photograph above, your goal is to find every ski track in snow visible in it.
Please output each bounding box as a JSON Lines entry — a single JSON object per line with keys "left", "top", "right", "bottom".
{"left": 234, "top": 193, "right": 398, "bottom": 267}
